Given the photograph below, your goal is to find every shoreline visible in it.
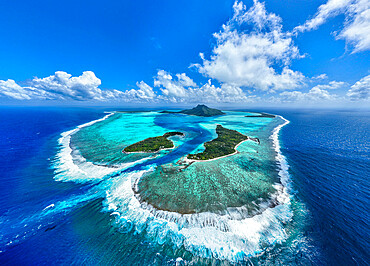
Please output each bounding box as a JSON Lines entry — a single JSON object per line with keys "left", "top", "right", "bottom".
{"left": 59, "top": 111, "right": 114, "bottom": 143}
{"left": 122, "top": 145, "right": 176, "bottom": 155}
{"left": 54, "top": 111, "right": 116, "bottom": 182}
{"left": 185, "top": 138, "right": 252, "bottom": 163}
{"left": 122, "top": 133, "right": 185, "bottom": 154}
{"left": 125, "top": 116, "right": 294, "bottom": 260}
{"left": 54, "top": 110, "right": 295, "bottom": 261}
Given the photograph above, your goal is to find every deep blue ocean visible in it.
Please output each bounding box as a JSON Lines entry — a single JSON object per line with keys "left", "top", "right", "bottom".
{"left": 0, "top": 107, "right": 368, "bottom": 265}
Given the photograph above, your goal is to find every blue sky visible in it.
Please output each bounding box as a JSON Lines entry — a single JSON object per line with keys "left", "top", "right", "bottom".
{"left": 0, "top": 0, "right": 369, "bottom": 107}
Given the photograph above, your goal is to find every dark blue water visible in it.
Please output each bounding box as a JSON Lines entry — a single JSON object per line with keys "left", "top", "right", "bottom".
{"left": 276, "top": 109, "right": 370, "bottom": 265}
{"left": 0, "top": 107, "right": 107, "bottom": 264}
{"left": 0, "top": 107, "right": 368, "bottom": 265}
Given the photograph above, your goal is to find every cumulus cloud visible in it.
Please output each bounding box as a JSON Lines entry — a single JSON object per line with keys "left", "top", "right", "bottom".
{"left": 2, "top": 1, "right": 366, "bottom": 106}
{"left": 0, "top": 71, "right": 155, "bottom": 102}
{"left": 194, "top": 0, "right": 305, "bottom": 91}
{"left": 294, "top": 0, "right": 370, "bottom": 53}
{"left": 312, "top": 81, "right": 348, "bottom": 90}
{"left": 270, "top": 76, "right": 369, "bottom": 103}
{"left": 175, "top": 73, "right": 197, "bottom": 88}
{"left": 0, "top": 70, "right": 253, "bottom": 103}
{"left": 294, "top": 0, "right": 350, "bottom": 32}
{"left": 133, "top": 81, "right": 156, "bottom": 100}
{"left": 193, "top": 81, "right": 253, "bottom": 103}
{"left": 30, "top": 71, "right": 106, "bottom": 101}
{"left": 154, "top": 70, "right": 251, "bottom": 103}
{"left": 338, "top": 0, "right": 370, "bottom": 53}
{"left": 154, "top": 70, "right": 196, "bottom": 98}
{"left": 278, "top": 87, "right": 337, "bottom": 102}
{"left": 347, "top": 74, "right": 370, "bottom": 100}
{"left": 312, "top": 74, "right": 329, "bottom": 80}
{"left": 0, "top": 79, "right": 53, "bottom": 100}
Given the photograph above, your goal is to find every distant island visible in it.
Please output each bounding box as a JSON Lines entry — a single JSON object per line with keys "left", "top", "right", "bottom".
{"left": 123, "top": 132, "right": 184, "bottom": 153}
{"left": 187, "top": 125, "right": 248, "bottom": 161}
{"left": 161, "top": 104, "right": 225, "bottom": 117}
{"left": 245, "top": 112, "right": 275, "bottom": 118}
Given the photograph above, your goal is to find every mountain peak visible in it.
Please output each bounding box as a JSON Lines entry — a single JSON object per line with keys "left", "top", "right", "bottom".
{"left": 180, "top": 105, "right": 225, "bottom": 117}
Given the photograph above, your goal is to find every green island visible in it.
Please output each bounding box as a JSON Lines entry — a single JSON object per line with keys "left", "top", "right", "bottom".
{"left": 161, "top": 104, "right": 225, "bottom": 117}
{"left": 123, "top": 132, "right": 184, "bottom": 153}
{"left": 187, "top": 125, "right": 248, "bottom": 160}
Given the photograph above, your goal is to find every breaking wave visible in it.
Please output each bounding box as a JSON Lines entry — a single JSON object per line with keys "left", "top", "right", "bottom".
{"left": 52, "top": 113, "right": 293, "bottom": 262}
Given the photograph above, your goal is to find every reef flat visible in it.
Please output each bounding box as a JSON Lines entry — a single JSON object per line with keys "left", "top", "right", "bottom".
{"left": 58, "top": 109, "right": 291, "bottom": 261}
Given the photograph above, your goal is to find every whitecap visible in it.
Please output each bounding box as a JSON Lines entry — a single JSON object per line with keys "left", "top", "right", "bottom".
{"left": 52, "top": 112, "right": 294, "bottom": 262}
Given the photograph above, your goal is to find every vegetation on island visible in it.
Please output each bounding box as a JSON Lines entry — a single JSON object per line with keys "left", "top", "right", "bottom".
{"left": 161, "top": 104, "right": 225, "bottom": 117}
{"left": 187, "top": 125, "right": 248, "bottom": 160}
{"left": 123, "top": 132, "right": 184, "bottom": 153}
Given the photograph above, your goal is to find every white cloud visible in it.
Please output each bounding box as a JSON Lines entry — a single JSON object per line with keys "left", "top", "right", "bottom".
{"left": 312, "top": 74, "right": 329, "bottom": 80}
{"left": 0, "top": 71, "right": 154, "bottom": 102}
{"left": 231, "top": 0, "right": 282, "bottom": 31}
{"left": 294, "top": 0, "right": 370, "bottom": 53}
{"left": 2, "top": 1, "right": 366, "bottom": 106}
{"left": 194, "top": 0, "right": 305, "bottom": 91}
{"left": 176, "top": 73, "right": 197, "bottom": 87}
{"left": 273, "top": 76, "right": 369, "bottom": 103}
{"left": 154, "top": 70, "right": 251, "bottom": 103}
{"left": 0, "top": 79, "right": 53, "bottom": 100}
{"left": 338, "top": 0, "right": 370, "bottom": 53}
{"left": 30, "top": 71, "right": 106, "bottom": 101}
{"left": 347, "top": 74, "right": 370, "bottom": 100}
{"left": 312, "top": 80, "right": 348, "bottom": 90}
{"left": 294, "top": 0, "right": 350, "bottom": 32}
{"left": 134, "top": 81, "right": 156, "bottom": 100}
{"left": 0, "top": 70, "right": 253, "bottom": 103}
{"left": 277, "top": 87, "right": 337, "bottom": 102}
{"left": 154, "top": 70, "right": 195, "bottom": 98}
{"left": 193, "top": 81, "right": 253, "bottom": 103}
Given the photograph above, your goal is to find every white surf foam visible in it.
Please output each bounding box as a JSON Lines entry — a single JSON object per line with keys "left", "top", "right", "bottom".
{"left": 53, "top": 112, "right": 294, "bottom": 262}
{"left": 53, "top": 113, "right": 116, "bottom": 182}
{"left": 103, "top": 175, "right": 292, "bottom": 261}
{"left": 271, "top": 116, "right": 291, "bottom": 188}
{"left": 53, "top": 112, "right": 154, "bottom": 183}
{"left": 103, "top": 116, "right": 295, "bottom": 261}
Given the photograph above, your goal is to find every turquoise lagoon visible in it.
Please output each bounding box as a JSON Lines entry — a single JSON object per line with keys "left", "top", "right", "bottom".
{"left": 53, "top": 110, "right": 294, "bottom": 261}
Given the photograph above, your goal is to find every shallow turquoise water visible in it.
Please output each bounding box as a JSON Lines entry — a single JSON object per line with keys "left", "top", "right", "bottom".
{"left": 72, "top": 112, "right": 170, "bottom": 164}
{"left": 2, "top": 108, "right": 367, "bottom": 265}
{"left": 50, "top": 110, "right": 295, "bottom": 261}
